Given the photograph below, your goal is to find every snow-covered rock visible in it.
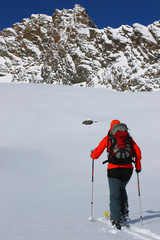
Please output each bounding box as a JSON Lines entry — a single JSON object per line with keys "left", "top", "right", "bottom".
{"left": 0, "top": 4, "right": 160, "bottom": 91}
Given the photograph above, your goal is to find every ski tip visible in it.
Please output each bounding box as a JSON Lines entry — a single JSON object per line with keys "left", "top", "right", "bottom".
{"left": 122, "top": 224, "right": 131, "bottom": 229}
{"left": 104, "top": 210, "right": 110, "bottom": 219}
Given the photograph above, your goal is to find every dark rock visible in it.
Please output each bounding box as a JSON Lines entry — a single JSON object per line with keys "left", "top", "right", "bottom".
{"left": 82, "top": 120, "right": 94, "bottom": 125}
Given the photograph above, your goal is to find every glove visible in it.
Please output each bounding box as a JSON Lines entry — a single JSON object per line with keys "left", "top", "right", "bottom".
{"left": 135, "top": 169, "right": 141, "bottom": 173}
{"left": 90, "top": 149, "right": 94, "bottom": 158}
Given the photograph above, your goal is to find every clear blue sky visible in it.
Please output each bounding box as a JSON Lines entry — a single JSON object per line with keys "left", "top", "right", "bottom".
{"left": 0, "top": 0, "right": 160, "bottom": 31}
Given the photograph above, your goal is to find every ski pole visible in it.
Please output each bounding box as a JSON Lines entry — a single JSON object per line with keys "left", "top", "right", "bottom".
{"left": 137, "top": 172, "right": 143, "bottom": 225}
{"left": 89, "top": 158, "right": 95, "bottom": 221}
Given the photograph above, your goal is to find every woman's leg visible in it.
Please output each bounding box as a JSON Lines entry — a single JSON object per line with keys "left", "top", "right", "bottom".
{"left": 108, "top": 177, "right": 121, "bottom": 222}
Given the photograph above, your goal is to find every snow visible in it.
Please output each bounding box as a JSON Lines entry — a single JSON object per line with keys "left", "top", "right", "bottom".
{"left": 102, "top": 30, "right": 112, "bottom": 44}
{"left": 0, "top": 37, "right": 6, "bottom": 52}
{"left": 66, "top": 54, "right": 76, "bottom": 70}
{"left": 3, "top": 28, "right": 17, "bottom": 37}
{"left": 148, "top": 24, "right": 160, "bottom": 42}
{"left": 0, "top": 83, "right": 160, "bottom": 240}
{"left": 133, "top": 23, "right": 157, "bottom": 44}
{"left": 0, "top": 74, "right": 12, "bottom": 83}
{"left": 74, "top": 47, "right": 85, "bottom": 58}
{"left": 114, "top": 52, "right": 128, "bottom": 68}
{"left": 77, "top": 64, "right": 92, "bottom": 72}
{"left": 31, "top": 14, "right": 52, "bottom": 23}
{"left": 107, "top": 26, "right": 130, "bottom": 44}
{"left": 23, "top": 39, "right": 41, "bottom": 57}
{"left": 78, "top": 28, "right": 90, "bottom": 36}
{"left": 0, "top": 56, "right": 6, "bottom": 65}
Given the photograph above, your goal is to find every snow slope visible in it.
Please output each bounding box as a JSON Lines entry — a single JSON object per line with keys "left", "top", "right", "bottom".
{"left": 0, "top": 83, "right": 160, "bottom": 240}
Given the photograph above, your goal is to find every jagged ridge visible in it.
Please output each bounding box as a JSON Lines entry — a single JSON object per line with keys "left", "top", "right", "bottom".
{"left": 0, "top": 4, "right": 160, "bottom": 91}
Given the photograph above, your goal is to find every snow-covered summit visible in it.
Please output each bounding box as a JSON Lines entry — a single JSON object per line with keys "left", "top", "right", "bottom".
{"left": 0, "top": 4, "right": 160, "bottom": 91}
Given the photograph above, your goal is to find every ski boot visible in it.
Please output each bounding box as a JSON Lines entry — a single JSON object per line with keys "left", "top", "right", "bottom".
{"left": 111, "top": 220, "right": 121, "bottom": 230}
{"left": 120, "top": 205, "right": 129, "bottom": 223}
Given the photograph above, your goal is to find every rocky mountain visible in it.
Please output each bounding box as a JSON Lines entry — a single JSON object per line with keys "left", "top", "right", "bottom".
{"left": 0, "top": 4, "right": 160, "bottom": 91}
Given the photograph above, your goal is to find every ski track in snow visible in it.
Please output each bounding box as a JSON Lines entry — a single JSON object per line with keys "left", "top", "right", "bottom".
{"left": 127, "top": 226, "right": 160, "bottom": 240}
{"left": 97, "top": 217, "right": 160, "bottom": 240}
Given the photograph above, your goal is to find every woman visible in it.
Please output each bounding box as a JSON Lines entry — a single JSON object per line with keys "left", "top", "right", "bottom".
{"left": 91, "top": 120, "right": 142, "bottom": 229}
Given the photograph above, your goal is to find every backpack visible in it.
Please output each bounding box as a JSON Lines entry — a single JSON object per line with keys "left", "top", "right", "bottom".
{"left": 107, "top": 123, "right": 134, "bottom": 165}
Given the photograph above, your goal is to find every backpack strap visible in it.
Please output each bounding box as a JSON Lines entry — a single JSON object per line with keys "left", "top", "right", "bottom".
{"left": 107, "top": 132, "right": 110, "bottom": 153}
{"left": 128, "top": 135, "right": 136, "bottom": 161}
{"left": 107, "top": 130, "right": 114, "bottom": 150}
{"left": 103, "top": 132, "right": 111, "bottom": 165}
{"left": 102, "top": 159, "right": 108, "bottom": 164}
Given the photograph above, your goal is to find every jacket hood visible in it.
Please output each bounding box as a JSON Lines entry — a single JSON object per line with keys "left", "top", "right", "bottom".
{"left": 110, "top": 120, "right": 120, "bottom": 129}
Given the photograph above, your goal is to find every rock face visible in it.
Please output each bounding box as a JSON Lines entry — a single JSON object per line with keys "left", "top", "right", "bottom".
{"left": 0, "top": 4, "right": 160, "bottom": 91}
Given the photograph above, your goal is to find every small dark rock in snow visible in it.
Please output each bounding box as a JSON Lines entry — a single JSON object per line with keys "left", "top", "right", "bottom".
{"left": 82, "top": 120, "right": 94, "bottom": 125}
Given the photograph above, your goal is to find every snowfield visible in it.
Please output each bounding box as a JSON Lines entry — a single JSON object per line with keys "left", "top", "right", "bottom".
{"left": 0, "top": 83, "right": 160, "bottom": 240}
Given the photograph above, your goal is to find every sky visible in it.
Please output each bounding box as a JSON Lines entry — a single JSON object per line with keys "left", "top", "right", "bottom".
{"left": 0, "top": 0, "right": 160, "bottom": 31}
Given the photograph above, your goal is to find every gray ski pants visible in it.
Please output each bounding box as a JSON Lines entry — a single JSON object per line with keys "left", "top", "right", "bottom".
{"left": 108, "top": 177, "right": 129, "bottom": 222}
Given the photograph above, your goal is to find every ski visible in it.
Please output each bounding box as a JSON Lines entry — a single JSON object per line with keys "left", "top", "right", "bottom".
{"left": 104, "top": 210, "right": 131, "bottom": 230}
{"left": 104, "top": 210, "right": 110, "bottom": 219}
{"left": 97, "top": 216, "right": 131, "bottom": 231}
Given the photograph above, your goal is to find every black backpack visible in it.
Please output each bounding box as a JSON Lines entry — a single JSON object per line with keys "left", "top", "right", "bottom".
{"left": 106, "top": 123, "right": 134, "bottom": 165}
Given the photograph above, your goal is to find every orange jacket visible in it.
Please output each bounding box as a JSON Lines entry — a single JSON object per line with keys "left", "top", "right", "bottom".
{"left": 91, "top": 135, "right": 142, "bottom": 171}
